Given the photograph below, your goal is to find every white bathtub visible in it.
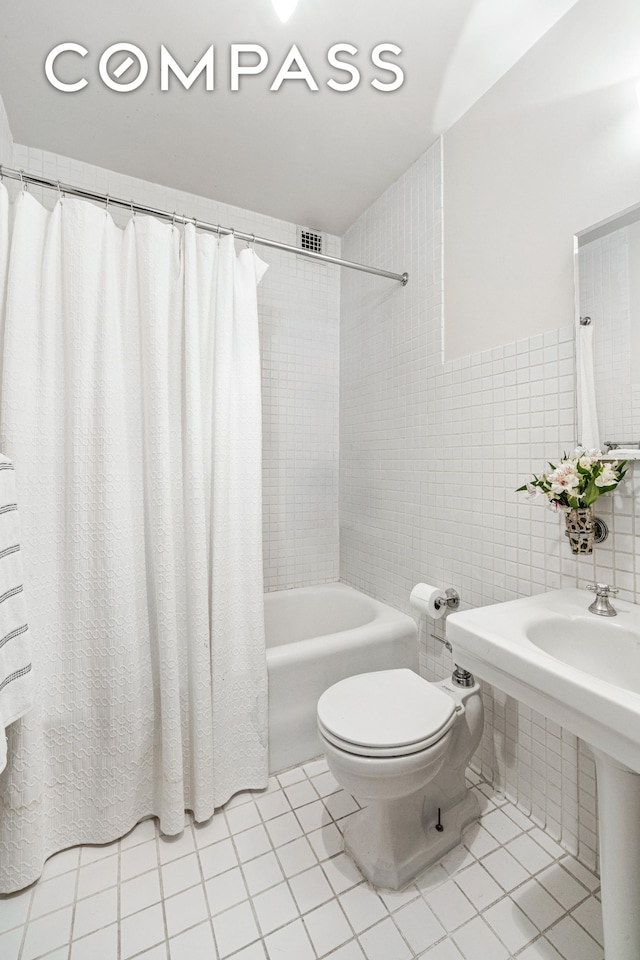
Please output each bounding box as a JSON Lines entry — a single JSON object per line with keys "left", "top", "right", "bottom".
{"left": 265, "top": 583, "right": 418, "bottom": 773}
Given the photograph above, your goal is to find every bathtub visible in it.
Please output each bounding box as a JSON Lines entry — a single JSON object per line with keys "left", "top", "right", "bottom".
{"left": 265, "top": 583, "right": 418, "bottom": 773}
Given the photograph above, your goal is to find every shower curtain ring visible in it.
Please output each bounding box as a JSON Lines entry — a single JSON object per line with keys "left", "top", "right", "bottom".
{"left": 105, "top": 194, "right": 110, "bottom": 211}
{"left": 0, "top": 165, "right": 3, "bottom": 182}
{"left": 57, "top": 180, "right": 64, "bottom": 202}
{"left": 19, "top": 169, "right": 25, "bottom": 192}
{"left": 171, "top": 211, "right": 176, "bottom": 226}
{"left": 130, "top": 200, "right": 136, "bottom": 218}
{"left": 217, "top": 224, "right": 222, "bottom": 236}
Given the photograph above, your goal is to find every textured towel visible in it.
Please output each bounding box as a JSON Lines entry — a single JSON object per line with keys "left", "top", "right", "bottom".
{"left": 0, "top": 455, "right": 33, "bottom": 774}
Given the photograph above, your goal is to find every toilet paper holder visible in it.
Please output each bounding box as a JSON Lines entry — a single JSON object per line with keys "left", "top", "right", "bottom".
{"left": 434, "top": 588, "right": 460, "bottom": 613}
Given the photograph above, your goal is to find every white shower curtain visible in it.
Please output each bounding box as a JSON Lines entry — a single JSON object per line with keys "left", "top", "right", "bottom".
{"left": 0, "top": 184, "right": 269, "bottom": 892}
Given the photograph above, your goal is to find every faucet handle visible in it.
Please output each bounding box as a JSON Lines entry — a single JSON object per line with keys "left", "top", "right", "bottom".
{"left": 586, "top": 582, "right": 618, "bottom": 597}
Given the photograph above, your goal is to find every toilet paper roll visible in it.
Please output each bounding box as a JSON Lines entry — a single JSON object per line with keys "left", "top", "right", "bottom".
{"left": 409, "top": 583, "right": 445, "bottom": 619}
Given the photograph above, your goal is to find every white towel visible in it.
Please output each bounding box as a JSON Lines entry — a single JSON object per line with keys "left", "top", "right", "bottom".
{"left": 0, "top": 455, "right": 33, "bottom": 774}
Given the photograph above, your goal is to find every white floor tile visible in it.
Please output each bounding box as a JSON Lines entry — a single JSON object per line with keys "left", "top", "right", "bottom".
{"left": 421, "top": 939, "right": 466, "bottom": 959}
{"left": 164, "top": 884, "right": 210, "bottom": 938}
{"left": 161, "top": 852, "right": 202, "bottom": 898}
{"left": 265, "top": 812, "right": 304, "bottom": 848}
{"left": 120, "top": 840, "right": 158, "bottom": 883}
{"left": 120, "top": 903, "right": 166, "bottom": 959}
{"left": 513, "top": 879, "right": 565, "bottom": 931}
{"left": 193, "top": 812, "right": 230, "bottom": 848}
{"left": 482, "top": 896, "right": 539, "bottom": 953}
{"left": 8, "top": 769, "right": 605, "bottom": 960}
{"left": 253, "top": 882, "right": 298, "bottom": 935}
{"left": 454, "top": 862, "right": 503, "bottom": 911}
{"left": 255, "top": 790, "right": 291, "bottom": 822}
{"left": 481, "top": 848, "right": 531, "bottom": 891}
{"left": 22, "top": 906, "right": 74, "bottom": 960}
{"left": 168, "top": 920, "right": 216, "bottom": 960}
{"left": 275, "top": 837, "right": 317, "bottom": 878}
{"left": 392, "top": 896, "right": 444, "bottom": 955}
{"left": 321, "top": 852, "right": 364, "bottom": 894}
{"left": 242, "top": 851, "right": 285, "bottom": 895}
{"left": 205, "top": 866, "right": 249, "bottom": 914}
{"left": 517, "top": 938, "right": 565, "bottom": 960}
{"left": 307, "top": 823, "right": 343, "bottom": 860}
{"left": 235, "top": 825, "right": 273, "bottom": 863}
{"left": 303, "top": 899, "right": 353, "bottom": 956}
{"left": 423, "top": 879, "right": 476, "bottom": 932}
{"left": 357, "top": 917, "right": 412, "bottom": 960}
{"left": 462, "top": 822, "right": 500, "bottom": 858}
{"left": 560, "top": 856, "right": 600, "bottom": 892}
{"left": 546, "top": 916, "right": 603, "bottom": 960}
{"left": 328, "top": 941, "right": 366, "bottom": 960}
{"left": 295, "top": 799, "right": 332, "bottom": 834}
{"left": 212, "top": 900, "right": 260, "bottom": 957}
{"left": 70, "top": 922, "right": 118, "bottom": 960}
{"left": 481, "top": 807, "right": 523, "bottom": 844}
{"left": 264, "top": 918, "right": 315, "bottom": 960}
{"left": 324, "top": 790, "right": 360, "bottom": 821}
{"left": 72, "top": 886, "right": 118, "bottom": 939}
{"left": 451, "top": 915, "right": 511, "bottom": 960}
{"left": 198, "top": 837, "right": 239, "bottom": 879}
{"left": 571, "top": 896, "right": 603, "bottom": 945}
{"left": 284, "top": 780, "right": 318, "bottom": 809}
{"left": 506, "top": 834, "right": 554, "bottom": 874}
{"left": 39, "top": 846, "right": 81, "bottom": 881}
{"left": 158, "top": 829, "right": 196, "bottom": 865}
{"left": 537, "top": 864, "right": 590, "bottom": 910}
{"left": 0, "top": 887, "right": 33, "bottom": 934}
{"left": 303, "top": 758, "right": 328, "bottom": 777}
{"left": 226, "top": 802, "right": 262, "bottom": 835}
{"left": 120, "top": 869, "right": 162, "bottom": 918}
{"left": 289, "top": 865, "right": 334, "bottom": 913}
{"left": 277, "top": 768, "right": 307, "bottom": 788}
{"left": 311, "top": 770, "right": 340, "bottom": 798}
{"left": 339, "top": 884, "right": 388, "bottom": 934}
{"left": 0, "top": 927, "right": 23, "bottom": 960}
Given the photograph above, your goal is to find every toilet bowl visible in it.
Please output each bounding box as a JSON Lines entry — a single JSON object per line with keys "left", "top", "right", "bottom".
{"left": 317, "top": 668, "right": 484, "bottom": 889}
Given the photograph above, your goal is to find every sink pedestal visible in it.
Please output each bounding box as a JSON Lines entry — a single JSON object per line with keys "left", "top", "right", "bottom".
{"left": 592, "top": 748, "right": 640, "bottom": 960}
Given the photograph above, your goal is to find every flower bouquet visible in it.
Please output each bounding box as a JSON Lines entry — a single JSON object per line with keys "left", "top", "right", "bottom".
{"left": 517, "top": 448, "right": 627, "bottom": 554}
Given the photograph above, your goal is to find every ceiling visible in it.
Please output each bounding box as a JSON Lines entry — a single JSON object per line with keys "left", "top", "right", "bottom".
{"left": 0, "top": 0, "right": 579, "bottom": 234}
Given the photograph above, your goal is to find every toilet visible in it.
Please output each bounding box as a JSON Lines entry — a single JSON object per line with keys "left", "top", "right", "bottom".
{"left": 317, "top": 668, "right": 484, "bottom": 889}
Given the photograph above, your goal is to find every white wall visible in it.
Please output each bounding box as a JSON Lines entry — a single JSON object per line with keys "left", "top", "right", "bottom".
{"left": 444, "top": 0, "right": 640, "bottom": 360}
{"left": 7, "top": 141, "right": 341, "bottom": 593}
{"left": 0, "top": 94, "right": 13, "bottom": 166}
{"left": 341, "top": 137, "right": 640, "bottom": 871}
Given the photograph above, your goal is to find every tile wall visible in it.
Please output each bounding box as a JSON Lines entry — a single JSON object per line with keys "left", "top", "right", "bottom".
{"left": 340, "top": 138, "right": 640, "bottom": 873}
{"left": 5, "top": 137, "right": 341, "bottom": 592}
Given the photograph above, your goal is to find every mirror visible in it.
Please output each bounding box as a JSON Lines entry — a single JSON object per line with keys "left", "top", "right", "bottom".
{"left": 575, "top": 202, "right": 640, "bottom": 459}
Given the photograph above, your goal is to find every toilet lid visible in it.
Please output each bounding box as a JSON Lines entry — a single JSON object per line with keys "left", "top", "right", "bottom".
{"left": 317, "top": 669, "right": 456, "bottom": 752}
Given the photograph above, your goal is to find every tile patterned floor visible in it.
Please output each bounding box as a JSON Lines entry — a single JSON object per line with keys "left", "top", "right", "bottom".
{"left": 0, "top": 762, "right": 603, "bottom": 960}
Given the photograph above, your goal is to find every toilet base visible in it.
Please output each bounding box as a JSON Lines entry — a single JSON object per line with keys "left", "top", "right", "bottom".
{"left": 343, "top": 786, "right": 480, "bottom": 890}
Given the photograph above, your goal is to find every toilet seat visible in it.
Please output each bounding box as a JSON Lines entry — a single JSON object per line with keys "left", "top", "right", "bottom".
{"left": 317, "top": 669, "right": 457, "bottom": 758}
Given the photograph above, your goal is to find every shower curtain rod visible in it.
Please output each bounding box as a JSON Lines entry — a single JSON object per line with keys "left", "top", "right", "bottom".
{"left": 0, "top": 166, "right": 409, "bottom": 286}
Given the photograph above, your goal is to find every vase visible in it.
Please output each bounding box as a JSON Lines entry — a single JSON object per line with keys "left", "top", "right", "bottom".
{"left": 565, "top": 506, "right": 594, "bottom": 555}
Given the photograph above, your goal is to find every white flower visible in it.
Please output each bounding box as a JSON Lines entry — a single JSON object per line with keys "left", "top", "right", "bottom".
{"left": 595, "top": 463, "right": 617, "bottom": 487}
{"left": 548, "top": 463, "right": 580, "bottom": 494}
{"left": 579, "top": 455, "right": 595, "bottom": 469}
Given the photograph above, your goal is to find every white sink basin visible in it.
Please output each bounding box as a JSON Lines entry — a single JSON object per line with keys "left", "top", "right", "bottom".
{"left": 526, "top": 616, "right": 640, "bottom": 694}
{"left": 446, "top": 588, "right": 640, "bottom": 773}
{"left": 447, "top": 587, "right": 640, "bottom": 960}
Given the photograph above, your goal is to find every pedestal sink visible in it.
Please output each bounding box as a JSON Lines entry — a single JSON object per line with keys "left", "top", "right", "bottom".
{"left": 446, "top": 588, "right": 640, "bottom": 960}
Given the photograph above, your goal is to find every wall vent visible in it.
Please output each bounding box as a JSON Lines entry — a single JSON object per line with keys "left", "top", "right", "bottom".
{"left": 298, "top": 228, "right": 323, "bottom": 254}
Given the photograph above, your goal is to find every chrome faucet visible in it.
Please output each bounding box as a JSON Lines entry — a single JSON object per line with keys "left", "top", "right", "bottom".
{"left": 586, "top": 583, "right": 619, "bottom": 617}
